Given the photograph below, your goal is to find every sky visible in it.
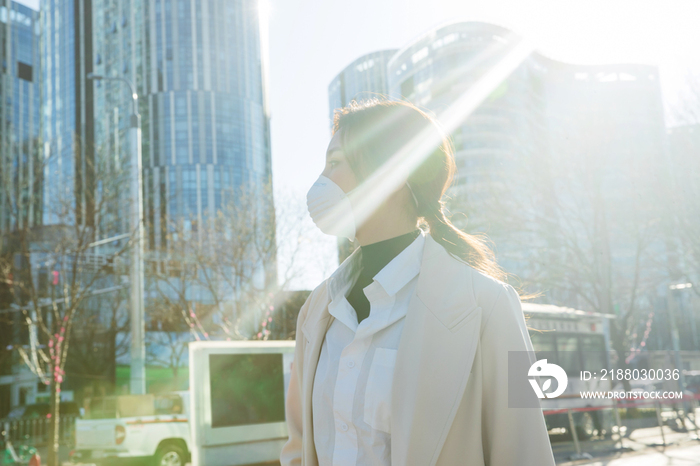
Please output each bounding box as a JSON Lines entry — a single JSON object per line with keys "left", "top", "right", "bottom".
{"left": 16, "top": 0, "right": 700, "bottom": 290}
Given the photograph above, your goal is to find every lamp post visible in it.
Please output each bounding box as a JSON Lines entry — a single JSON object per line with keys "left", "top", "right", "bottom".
{"left": 87, "top": 73, "right": 146, "bottom": 395}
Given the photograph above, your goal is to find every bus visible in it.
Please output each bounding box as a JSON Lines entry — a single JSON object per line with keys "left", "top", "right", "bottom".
{"left": 523, "top": 302, "right": 616, "bottom": 439}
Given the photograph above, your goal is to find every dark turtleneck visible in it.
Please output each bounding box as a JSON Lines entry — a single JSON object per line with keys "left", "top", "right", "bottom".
{"left": 346, "top": 228, "right": 422, "bottom": 325}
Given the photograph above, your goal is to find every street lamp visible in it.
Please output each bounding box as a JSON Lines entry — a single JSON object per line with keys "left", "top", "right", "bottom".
{"left": 87, "top": 72, "right": 146, "bottom": 395}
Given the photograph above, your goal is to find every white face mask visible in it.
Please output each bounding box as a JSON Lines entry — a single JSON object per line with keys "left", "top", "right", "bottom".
{"left": 306, "top": 175, "right": 357, "bottom": 242}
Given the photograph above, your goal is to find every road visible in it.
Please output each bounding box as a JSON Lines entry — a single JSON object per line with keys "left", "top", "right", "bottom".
{"left": 556, "top": 422, "right": 700, "bottom": 466}
{"left": 571, "top": 444, "right": 700, "bottom": 465}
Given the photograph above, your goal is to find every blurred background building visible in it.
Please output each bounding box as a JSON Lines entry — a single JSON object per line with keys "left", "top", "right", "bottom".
{"left": 328, "top": 49, "right": 397, "bottom": 120}
{"left": 91, "top": 0, "right": 273, "bottom": 249}
{"left": 0, "top": 1, "right": 41, "bottom": 233}
{"left": 90, "top": 0, "right": 276, "bottom": 391}
{"left": 0, "top": 0, "right": 41, "bottom": 418}
{"left": 40, "top": 0, "right": 96, "bottom": 227}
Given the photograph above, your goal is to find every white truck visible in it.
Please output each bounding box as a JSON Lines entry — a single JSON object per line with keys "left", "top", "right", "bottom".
{"left": 71, "top": 341, "right": 295, "bottom": 466}
{"left": 71, "top": 391, "right": 191, "bottom": 466}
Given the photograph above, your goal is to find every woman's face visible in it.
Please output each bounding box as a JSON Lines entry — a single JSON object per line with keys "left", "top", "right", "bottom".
{"left": 321, "top": 130, "right": 358, "bottom": 194}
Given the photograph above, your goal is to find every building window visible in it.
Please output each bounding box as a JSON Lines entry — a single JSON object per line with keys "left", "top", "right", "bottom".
{"left": 17, "top": 62, "right": 32, "bottom": 82}
{"left": 401, "top": 76, "right": 414, "bottom": 98}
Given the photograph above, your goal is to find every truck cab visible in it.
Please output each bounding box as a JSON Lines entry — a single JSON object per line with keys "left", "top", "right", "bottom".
{"left": 71, "top": 391, "right": 190, "bottom": 466}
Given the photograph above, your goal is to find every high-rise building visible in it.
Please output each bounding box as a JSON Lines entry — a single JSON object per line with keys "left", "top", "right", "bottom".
{"left": 38, "top": 0, "right": 274, "bottom": 253}
{"left": 85, "top": 0, "right": 277, "bottom": 348}
{"left": 0, "top": 2, "right": 41, "bottom": 232}
{"left": 328, "top": 49, "right": 397, "bottom": 125}
{"left": 17, "top": 0, "right": 276, "bottom": 396}
{"left": 330, "top": 22, "right": 668, "bottom": 306}
{"left": 390, "top": 27, "right": 528, "bottom": 283}
{"left": 41, "top": 0, "right": 96, "bottom": 227}
{"left": 386, "top": 22, "right": 665, "bottom": 223}
{"left": 91, "top": 0, "right": 273, "bottom": 253}
{"left": 0, "top": 0, "right": 41, "bottom": 416}
{"left": 666, "top": 124, "right": 700, "bottom": 279}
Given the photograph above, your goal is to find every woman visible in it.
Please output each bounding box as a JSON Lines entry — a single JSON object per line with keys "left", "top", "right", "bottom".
{"left": 281, "top": 99, "right": 555, "bottom": 466}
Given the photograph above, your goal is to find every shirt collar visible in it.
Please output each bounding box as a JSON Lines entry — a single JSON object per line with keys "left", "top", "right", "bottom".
{"left": 372, "top": 229, "right": 426, "bottom": 297}
{"left": 327, "top": 229, "right": 427, "bottom": 301}
{"left": 328, "top": 241, "right": 363, "bottom": 301}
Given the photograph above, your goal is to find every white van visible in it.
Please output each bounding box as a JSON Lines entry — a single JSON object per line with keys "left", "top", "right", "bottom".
{"left": 72, "top": 340, "right": 295, "bottom": 466}
{"left": 71, "top": 391, "right": 191, "bottom": 466}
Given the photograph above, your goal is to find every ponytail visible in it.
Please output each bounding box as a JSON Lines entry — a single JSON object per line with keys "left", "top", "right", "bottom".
{"left": 415, "top": 189, "right": 509, "bottom": 285}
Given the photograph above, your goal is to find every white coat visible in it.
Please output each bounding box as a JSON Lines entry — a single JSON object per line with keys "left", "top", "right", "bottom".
{"left": 280, "top": 232, "right": 556, "bottom": 466}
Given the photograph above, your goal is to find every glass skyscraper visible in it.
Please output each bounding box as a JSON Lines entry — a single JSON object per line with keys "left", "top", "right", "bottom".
{"left": 91, "top": 0, "right": 272, "bottom": 252}
{"left": 0, "top": 2, "right": 41, "bottom": 232}
{"left": 41, "top": 0, "right": 96, "bottom": 227}
{"left": 387, "top": 23, "right": 550, "bottom": 213}
{"left": 39, "top": 0, "right": 273, "bottom": 253}
{"left": 328, "top": 49, "right": 397, "bottom": 126}
{"left": 385, "top": 22, "right": 665, "bottom": 209}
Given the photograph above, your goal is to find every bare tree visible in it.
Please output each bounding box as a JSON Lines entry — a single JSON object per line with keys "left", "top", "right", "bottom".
{"left": 666, "top": 74, "right": 700, "bottom": 301}
{"left": 66, "top": 291, "right": 130, "bottom": 395}
{"left": 144, "top": 298, "right": 190, "bottom": 390}
{"left": 140, "top": 181, "right": 320, "bottom": 381}
{"left": 447, "top": 109, "right": 669, "bottom": 387}
{"left": 0, "top": 138, "right": 132, "bottom": 466}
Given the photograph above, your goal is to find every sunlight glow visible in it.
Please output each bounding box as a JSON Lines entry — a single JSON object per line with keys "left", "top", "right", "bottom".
{"left": 258, "top": 0, "right": 272, "bottom": 19}
{"left": 335, "top": 36, "right": 535, "bottom": 235}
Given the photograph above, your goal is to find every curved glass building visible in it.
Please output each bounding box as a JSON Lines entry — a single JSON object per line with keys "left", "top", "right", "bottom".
{"left": 92, "top": 0, "right": 272, "bottom": 251}
{"left": 328, "top": 49, "right": 397, "bottom": 126}
{"left": 385, "top": 21, "right": 664, "bottom": 213}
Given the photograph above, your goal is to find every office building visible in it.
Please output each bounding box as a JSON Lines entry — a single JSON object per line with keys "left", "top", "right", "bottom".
{"left": 328, "top": 49, "right": 397, "bottom": 126}
{"left": 91, "top": 0, "right": 273, "bottom": 253}
{"left": 0, "top": 0, "right": 42, "bottom": 418}
{"left": 0, "top": 2, "right": 41, "bottom": 232}
{"left": 41, "top": 0, "right": 97, "bottom": 227}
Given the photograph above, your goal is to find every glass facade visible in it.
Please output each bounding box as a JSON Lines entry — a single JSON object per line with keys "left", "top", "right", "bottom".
{"left": 386, "top": 23, "right": 543, "bottom": 211}
{"left": 41, "top": 0, "right": 96, "bottom": 227}
{"left": 0, "top": 2, "right": 41, "bottom": 232}
{"left": 92, "top": 0, "right": 273, "bottom": 252}
{"left": 328, "top": 49, "right": 397, "bottom": 128}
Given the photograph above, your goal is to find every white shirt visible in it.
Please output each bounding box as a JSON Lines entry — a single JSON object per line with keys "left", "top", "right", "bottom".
{"left": 312, "top": 230, "right": 427, "bottom": 466}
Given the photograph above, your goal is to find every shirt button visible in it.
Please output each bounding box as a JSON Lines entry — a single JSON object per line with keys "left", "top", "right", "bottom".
{"left": 340, "top": 422, "right": 348, "bottom": 431}
{"left": 347, "top": 360, "right": 355, "bottom": 368}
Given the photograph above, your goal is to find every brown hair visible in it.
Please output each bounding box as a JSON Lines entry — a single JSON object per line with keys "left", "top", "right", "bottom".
{"left": 332, "top": 97, "right": 510, "bottom": 285}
